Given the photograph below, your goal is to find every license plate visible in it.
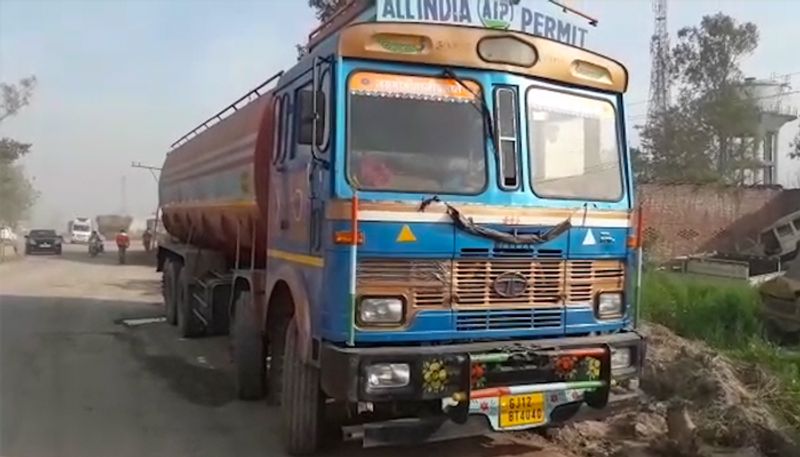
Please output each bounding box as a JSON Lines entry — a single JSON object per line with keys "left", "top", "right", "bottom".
{"left": 499, "top": 393, "right": 546, "bottom": 428}
{"left": 40, "top": 243, "right": 50, "bottom": 247}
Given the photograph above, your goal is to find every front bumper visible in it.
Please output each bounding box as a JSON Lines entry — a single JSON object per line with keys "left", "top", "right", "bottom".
{"left": 320, "top": 331, "right": 645, "bottom": 434}
{"left": 346, "top": 389, "right": 642, "bottom": 448}
{"left": 26, "top": 243, "right": 61, "bottom": 253}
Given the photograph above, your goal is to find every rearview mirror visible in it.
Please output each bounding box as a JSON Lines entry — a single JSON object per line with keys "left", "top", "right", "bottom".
{"left": 296, "top": 89, "right": 325, "bottom": 147}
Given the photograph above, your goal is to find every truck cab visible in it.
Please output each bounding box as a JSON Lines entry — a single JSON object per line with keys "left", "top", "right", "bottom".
{"left": 267, "top": 5, "right": 643, "bottom": 451}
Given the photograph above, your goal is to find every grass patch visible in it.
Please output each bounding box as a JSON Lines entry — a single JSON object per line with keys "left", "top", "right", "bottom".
{"left": 640, "top": 271, "right": 800, "bottom": 431}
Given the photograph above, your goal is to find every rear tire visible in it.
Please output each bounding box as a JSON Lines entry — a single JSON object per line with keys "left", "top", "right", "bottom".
{"left": 281, "top": 318, "right": 324, "bottom": 455}
{"left": 232, "top": 292, "right": 266, "bottom": 400}
{"left": 163, "top": 260, "right": 179, "bottom": 325}
{"left": 177, "top": 269, "right": 204, "bottom": 338}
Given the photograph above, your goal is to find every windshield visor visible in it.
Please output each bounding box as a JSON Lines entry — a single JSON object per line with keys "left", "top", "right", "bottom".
{"left": 528, "top": 88, "right": 623, "bottom": 201}
{"left": 348, "top": 72, "right": 487, "bottom": 194}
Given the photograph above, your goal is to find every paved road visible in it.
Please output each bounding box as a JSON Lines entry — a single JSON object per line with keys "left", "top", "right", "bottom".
{"left": 0, "top": 244, "right": 566, "bottom": 457}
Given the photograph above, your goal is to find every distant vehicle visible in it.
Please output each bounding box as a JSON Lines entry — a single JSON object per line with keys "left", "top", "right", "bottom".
{"left": 96, "top": 214, "right": 132, "bottom": 239}
{"left": 67, "top": 217, "right": 93, "bottom": 244}
{"left": 89, "top": 237, "right": 104, "bottom": 257}
{"left": 25, "top": 229, "right": 63, "bottom": 255}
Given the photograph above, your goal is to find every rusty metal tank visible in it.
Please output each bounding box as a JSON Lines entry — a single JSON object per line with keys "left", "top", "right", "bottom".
{"left": 158, "top": 75, "right": 279, "bottom": 265}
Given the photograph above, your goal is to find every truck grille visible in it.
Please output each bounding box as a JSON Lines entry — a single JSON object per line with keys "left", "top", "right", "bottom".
{"left": 453, "top": 259, "right": 564, "bottom": 307}
{"left": 455, "top": 307, "right": 564, "bottom": 331}
{"left": 356, "top": 260, "right": 451, "bottom": 307}
{"left": 356, "top": 259, "right": 624, "bottom": 308}
{"left": 566, "top": 260, "right": 626, "bottom": 305}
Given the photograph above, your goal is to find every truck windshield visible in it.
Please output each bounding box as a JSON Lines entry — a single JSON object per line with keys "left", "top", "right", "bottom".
{"left": 347, "top": 72, "right": 486, "bottom": 194}
{"left": 73, "top": 224, "right": 90, "bottom": 232}
{"left": 527, "top": 88, "right": 623, "bottom": 201}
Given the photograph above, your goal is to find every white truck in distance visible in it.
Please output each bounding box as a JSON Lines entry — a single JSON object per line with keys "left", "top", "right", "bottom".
{"left": 67, "top": 218, "right": 93, "bottom": 244}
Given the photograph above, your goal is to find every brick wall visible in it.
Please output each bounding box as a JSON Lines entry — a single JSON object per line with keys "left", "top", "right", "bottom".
{"left": 637, "top": 184, "right": 800, "bottom": 261}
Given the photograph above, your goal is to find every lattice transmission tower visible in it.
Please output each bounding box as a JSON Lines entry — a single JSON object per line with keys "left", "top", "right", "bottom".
{"left": 647, "top": 0, "right": 670, "bottom": 122}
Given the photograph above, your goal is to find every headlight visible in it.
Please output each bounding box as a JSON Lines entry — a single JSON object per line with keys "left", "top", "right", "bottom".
{"left": 611, "top": 347, "right": 632, "bottom": 369}
{"left": 365, "top": 363, "right": 410, "bottom": 391}
{"left": 596, "top": 292, "right": 623, "bottom": 319}
{"left": 28, "top": 239, "right": 36, "bottom": 245}
{"left": 358, "top": 297, "right": 404, "bottom": 324}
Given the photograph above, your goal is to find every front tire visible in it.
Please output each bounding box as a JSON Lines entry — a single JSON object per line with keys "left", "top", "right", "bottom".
{"left": 232, "top": 292, "right": 266, "bottom": 400}
{"left": 281, "top": 318, "right": 324, "bottom": 455}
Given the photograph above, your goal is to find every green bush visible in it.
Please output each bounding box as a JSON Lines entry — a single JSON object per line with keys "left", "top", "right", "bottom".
{"left": 640, "top": 271, "right": 762, "bottom": 347}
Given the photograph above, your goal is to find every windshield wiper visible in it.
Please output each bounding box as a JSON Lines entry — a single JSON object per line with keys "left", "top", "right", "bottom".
{"left": 418, "top": 195, "right": 572, "bottom": 245}
{"left": 442, "top": 68, "right": 497, "bottom": 154}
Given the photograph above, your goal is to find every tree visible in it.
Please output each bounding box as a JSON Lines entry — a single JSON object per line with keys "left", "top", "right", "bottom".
{"left": 308, "top": 0, "right": 348, "bottom": 21}
{"left": 790, "top": 127, "right": 800, "bottom": 160}
{"left": 0, "top": 164, "right": 37, "bottom": 227}
{"left": 639, "top": 14, "right": 762, "bottom": 184}
{"left": 300, "top": 1, "right": 348, "bottom": 59}
{"left": 0, "top": 76, "right": 38, "bottom": 227}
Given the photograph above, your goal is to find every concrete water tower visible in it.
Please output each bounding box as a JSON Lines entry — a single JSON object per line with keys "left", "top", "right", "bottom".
{"left": 739, "top": 76, "right": 797, "bottom": 185}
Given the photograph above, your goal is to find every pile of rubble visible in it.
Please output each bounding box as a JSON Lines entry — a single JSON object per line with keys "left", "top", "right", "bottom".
{"left": 514, "top": 324, "right": 799, "bottom": 457}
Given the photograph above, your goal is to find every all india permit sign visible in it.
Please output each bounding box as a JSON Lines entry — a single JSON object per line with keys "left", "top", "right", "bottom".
{"left": 376, "top": 0, "right": 592, "bottom": 48}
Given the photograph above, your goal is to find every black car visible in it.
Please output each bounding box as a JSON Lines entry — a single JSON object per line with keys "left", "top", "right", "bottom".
{"left": 25, "top": 229, "right": 63, "bottom": 255}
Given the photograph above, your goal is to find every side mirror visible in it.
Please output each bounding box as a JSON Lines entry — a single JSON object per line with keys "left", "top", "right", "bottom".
{"left": 296, "top": 89, "right": 325, "bottom": 147}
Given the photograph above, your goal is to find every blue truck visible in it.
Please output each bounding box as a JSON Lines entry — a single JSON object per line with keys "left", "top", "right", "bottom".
{"left": 156, "top": 1, "right": 645, "bottom": 454}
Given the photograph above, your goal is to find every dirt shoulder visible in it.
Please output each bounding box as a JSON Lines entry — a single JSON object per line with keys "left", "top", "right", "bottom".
{"left": 538, "top": 323, "right": 799, "bottom": 457}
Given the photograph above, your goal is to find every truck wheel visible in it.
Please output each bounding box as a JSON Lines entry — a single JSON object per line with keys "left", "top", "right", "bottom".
{"left": 163, "top": 260, "right": 179, "bottom": 325}
{"left": 177, "top": 269, "right": 204, "bottom": 338}
{"left": 266, "top": 316, "right": 287, "bottom": 406}
{"left": 232, "top": 292, "right": 266, "bottom": 400}
{"left": 281, "top": 318, "right": 324, "bottom": 455}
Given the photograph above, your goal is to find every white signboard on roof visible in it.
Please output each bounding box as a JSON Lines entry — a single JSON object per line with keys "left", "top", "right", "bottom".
{"left": 375, "top": 0, "right": 592, "bottom": 48}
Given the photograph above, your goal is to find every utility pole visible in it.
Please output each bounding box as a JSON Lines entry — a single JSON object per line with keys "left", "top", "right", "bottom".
{"left": 131, "top": 161, "right": 161, "bottom": 183}
{"left": 130, "top": 161, "right": 164, "bottom": 242}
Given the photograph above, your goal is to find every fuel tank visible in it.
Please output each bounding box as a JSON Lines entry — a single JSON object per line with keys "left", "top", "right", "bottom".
{"left": 158, "top": 92, "right": 275, "bottom": 265}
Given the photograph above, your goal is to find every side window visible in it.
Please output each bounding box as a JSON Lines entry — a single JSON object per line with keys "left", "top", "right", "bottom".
{"left": 282, "top": 93, "right": 292, "bottom": 161}
{"left": 319, "top": 66, "right": 332, "bottom": 152}
{"left": 272, "top": 95, "right": 284, "bottom": 164}
{"left": 296, "top": 83, "right": 326, "bottom": 148}
{"left": 494, "top": 87, "right": 519, "bottom": 189}
{"left": 777, "top": 224, "right": 793, "bottom": 238}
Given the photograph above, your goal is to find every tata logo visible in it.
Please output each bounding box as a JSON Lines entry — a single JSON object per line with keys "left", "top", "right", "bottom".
{"left": 493, "top": 272, "right": 528, "bottom": 298}
{"left": 477, "top": 0, "right": 515, "bottom": 30}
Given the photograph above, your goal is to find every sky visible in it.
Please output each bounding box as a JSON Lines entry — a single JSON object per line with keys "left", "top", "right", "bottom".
{"left": 0, "top": 0, "right": 799, "bottom": 228}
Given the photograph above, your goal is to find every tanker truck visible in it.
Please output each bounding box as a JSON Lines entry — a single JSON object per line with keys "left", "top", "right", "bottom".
{"left": 96, "top": 214, "right": 132, "bottom": 239}
{"left": 157, "top": 1, "right": 644, "bottom": 454}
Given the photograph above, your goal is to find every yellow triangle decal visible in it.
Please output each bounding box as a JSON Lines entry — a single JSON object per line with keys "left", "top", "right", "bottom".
{"left": 396, "top": 224, "right": 417, "bottom": 243}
